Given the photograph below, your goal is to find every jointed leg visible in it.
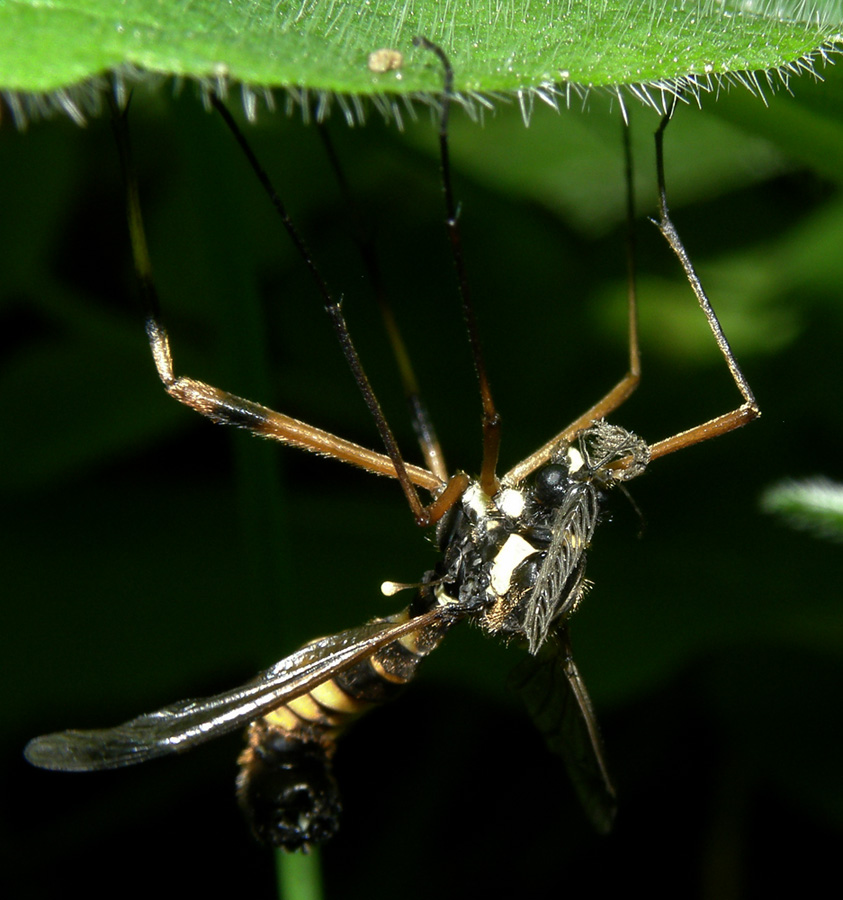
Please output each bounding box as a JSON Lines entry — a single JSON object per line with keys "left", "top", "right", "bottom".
{"left": 316, "top": 122, "right": 450, "bottom": 484}
{"left": 647, "top": 104, "right": 759, "bottom": 461}
{"left": 415, "top": 37, "right": 503, "bottom": 497}
{"left": 505, "top": 119, "right": 642, "bottom": 485}
{"left": 210, "top": 95, "right": 470, "bottom": 524}
{"left": 110, "top": 94, "right": 451, "bottom": 510}
{"left": 508, "top": 102, "right": 759, "bottom": 483}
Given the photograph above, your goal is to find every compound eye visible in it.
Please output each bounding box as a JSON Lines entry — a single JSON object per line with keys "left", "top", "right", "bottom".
{"left": 533, "top": 464, "right": 570, "bottom": 506}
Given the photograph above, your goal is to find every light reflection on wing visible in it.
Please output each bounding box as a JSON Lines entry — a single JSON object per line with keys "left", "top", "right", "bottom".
{"left": 510, "top": 627, "right": 617, "bottom": 834}
{"left": 24, "top": 606, "right": 449, "bottom": 772}
{"left": 523, "top": 483, "right": 598, "bottom": 654}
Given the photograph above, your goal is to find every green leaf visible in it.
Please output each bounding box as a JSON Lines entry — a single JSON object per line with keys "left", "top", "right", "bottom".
{"left": 1, "top": 0, "right": 841, "bottom": 119}
{"left": 762, "top": 477, "right": 843, "bottom": 542}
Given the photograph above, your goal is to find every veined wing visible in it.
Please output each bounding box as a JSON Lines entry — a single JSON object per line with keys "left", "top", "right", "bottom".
{"left": 522, "top": 482, "right": 599, "bottom": 654}
{"left": 510, "top": 626, "right": 616, "bottom": 834}
{"left": 24, "top": 605, "right": 452, "bottom": 772}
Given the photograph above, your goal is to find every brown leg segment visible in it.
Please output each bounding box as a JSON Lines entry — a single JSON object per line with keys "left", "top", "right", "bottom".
{"left": 111, "top": 90, "right": 470, "bottom": 525}
{"left": 504, "top": 119, "right": 642, "bottom": 486}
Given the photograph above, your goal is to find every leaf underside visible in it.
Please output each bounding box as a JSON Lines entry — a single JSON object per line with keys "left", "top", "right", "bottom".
{"left": 1, "top": 0, "right": 842, "bottom": 124}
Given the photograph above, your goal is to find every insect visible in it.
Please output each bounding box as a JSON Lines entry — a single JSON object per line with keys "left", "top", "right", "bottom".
{"left": 24, "top": 38, "right": 758, "bottom": 850}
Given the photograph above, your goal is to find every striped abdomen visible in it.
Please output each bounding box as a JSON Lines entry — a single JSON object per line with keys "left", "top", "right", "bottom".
{"left": 235, "top": 600, "right": 454, "bottom": 850}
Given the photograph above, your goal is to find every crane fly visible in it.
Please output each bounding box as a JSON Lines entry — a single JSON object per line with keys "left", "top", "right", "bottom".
{"left": 24, "top": 38, "right": 759, "bottom": 850}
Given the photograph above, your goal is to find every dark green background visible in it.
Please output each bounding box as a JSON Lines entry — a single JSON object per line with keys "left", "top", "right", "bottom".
{"left": 2, "top": 69, "right": 842, "bottom": 898}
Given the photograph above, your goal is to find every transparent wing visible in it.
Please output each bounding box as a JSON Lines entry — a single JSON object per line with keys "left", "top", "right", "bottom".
{"left": 523, "top": 482, "right": 599, "bottom": 653}
{"left": 510, "top": 626, "right": 616, "bottom": 833}
{"left": 24, "top": 606, "right": 450, "bottom": 772}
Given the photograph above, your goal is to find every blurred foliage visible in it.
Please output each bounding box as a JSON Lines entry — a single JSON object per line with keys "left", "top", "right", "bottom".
{"left": 3, "top": 62, "right": 843, "bottom": 899}
{"left": 762, "top": 477, "right": 843, "bottom": 541}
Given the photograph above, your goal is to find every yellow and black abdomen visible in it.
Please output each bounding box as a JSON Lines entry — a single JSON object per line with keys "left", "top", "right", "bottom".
{"left": 236, "top": 604, "right": 452, "bottom": 850}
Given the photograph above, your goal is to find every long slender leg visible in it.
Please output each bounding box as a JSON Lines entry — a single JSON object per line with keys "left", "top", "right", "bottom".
{"left": 505, "top": 117, "right": 642, "bottom": 485}
{"left": 210, "top": 95, "right": 473, "bottom": 525}
{"left": 647, "top": 105, "right": 759, "bottom": 460}
{"left": 509, "top": 102, "right": 759, "bottom": 482}
{"left": 114, "top": 92, "right": 474, "bottom": 521}
{"left": 414, "top": 37, "right": 502, "bottom": 497}
{"left": 109, "top": 94, "right": 448, "bottom": 502}
{"left": 316, "top": 123, "right": 449, "bottom": 483}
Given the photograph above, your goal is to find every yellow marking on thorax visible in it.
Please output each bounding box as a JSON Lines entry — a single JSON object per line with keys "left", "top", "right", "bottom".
{"left": 490, "top": 534, "right": 536, "bottom": 597}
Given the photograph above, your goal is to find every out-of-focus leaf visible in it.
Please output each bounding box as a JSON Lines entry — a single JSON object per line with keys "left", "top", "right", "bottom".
{"left": 762, "top": 477, "right": 843, "bottom": 542}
